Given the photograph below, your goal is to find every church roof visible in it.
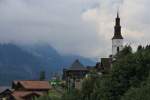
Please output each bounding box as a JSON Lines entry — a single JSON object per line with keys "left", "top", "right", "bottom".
{"left": 112, "top": 34, "right": 123, "bottom": 39}
{"left": 112, "top": 12, "right": 123, "bottom": 39}
{"left": 67, "top": 59, "right": 87, "bottom": 71}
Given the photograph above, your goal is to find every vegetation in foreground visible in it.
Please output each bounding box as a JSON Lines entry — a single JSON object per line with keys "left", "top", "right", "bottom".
{"left": 37, "top": 45, "right": 150, "bottom": 100}
{"left": 36, "top": 89, "right": 62, "bottom": 100}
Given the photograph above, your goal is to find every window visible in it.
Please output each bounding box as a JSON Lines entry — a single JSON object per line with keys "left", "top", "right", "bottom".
{"left": 117, "top": 47, "right": 119, "bottom": 53}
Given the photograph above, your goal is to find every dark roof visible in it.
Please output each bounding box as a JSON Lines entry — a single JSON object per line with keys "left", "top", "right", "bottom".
{"left": 13, "top": 80, "right": 51, "bottom": 90}
{"left": 0, "top": 86, "right": 11, "bottom": 93}
{"left": 112, "top": 34, "right": 123, "bottom": 39}
{"left": 112, "top": 13, "right": 123, "bottom": 39}
{"left": 67, "top": 59, "right": 87, "bottom": 71}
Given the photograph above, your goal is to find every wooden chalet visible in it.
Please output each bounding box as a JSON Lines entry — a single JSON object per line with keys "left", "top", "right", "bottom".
{"left": 0, "top": 80, "right": 51, "bottom": 100}
{"left": 63, "top": 59, "right": 88, "bottom": 89}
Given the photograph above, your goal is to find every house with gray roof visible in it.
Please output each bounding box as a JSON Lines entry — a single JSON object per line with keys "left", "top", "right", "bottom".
{"left": 63, "top": 59, "right": 88, "bottom": 90}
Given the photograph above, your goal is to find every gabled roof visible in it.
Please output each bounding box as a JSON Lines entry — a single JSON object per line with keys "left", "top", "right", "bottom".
{"left": 11, "top": 91, "right": 43, "bottom": 100}
{"left": 13, "top": 80, "right": 51, "bottom": 90}
{"left": 0, "top": 86, "right": 11, "bottom": 93}
{"left": 67, "top": 59, "right": 87, "bottom": 71}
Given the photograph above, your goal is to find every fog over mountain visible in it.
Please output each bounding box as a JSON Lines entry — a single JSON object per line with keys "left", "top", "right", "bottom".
{"left": 0, "top": 43, "right": 95, "bottom": 85}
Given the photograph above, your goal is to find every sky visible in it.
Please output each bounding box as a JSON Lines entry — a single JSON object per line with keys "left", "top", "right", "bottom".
{"left": 0, "top": 0, "right": 150, "bottom": 59}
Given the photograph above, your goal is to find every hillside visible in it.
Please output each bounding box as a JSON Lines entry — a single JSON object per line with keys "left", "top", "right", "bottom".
{"left": 0, "top": 44, "right": 43, "bottom": 85}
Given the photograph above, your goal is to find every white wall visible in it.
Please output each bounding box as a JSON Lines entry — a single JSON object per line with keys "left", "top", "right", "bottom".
{"left": 112, "top": 39, "right": 123, "bottom": 56}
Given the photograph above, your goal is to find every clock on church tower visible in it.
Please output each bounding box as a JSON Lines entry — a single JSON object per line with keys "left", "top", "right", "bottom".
{"left": 112, "top": 12, "right": 124, "bottom": 56}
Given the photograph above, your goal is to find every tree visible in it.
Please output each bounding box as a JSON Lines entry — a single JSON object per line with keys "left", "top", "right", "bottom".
{"left": 122, "top": 74, "right": 150, "bottom": 100}
{"left": 39, "top": 71, "right": 46, "bottom": 81}
{"left": 116, "top": 45, "right": 132, "bottom": 58}
{"left": 137, "top": 45, "right": 143, "bottom": 52}
{"left": 91, "top": 46, "right": 150, "bottom": 100}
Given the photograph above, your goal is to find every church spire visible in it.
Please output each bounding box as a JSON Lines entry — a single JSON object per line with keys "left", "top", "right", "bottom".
{"left": 112, "top": 12, "right": 123, "bottom": 39}
{"left": 112, "top": 12, "right": 124, "bottom": 57}
{"left": 117, "top": 11, "right": 119, "bottom": 18}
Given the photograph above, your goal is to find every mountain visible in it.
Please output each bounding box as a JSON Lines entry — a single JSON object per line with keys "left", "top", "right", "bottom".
{"left": 0, "top": 43, "right": 95, "bottom": 86}
{"left": 22, "top": 43, "right": 95, "bottom": 76}
{"left": 0, "top": 43, "right": 43, "bottom": 85}
{"left": 23, "top": 43, "right": 63, "bottom": 71}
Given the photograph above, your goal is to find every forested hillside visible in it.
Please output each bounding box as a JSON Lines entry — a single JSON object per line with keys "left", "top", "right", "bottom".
{"left": 39, "top": 45, "right": 150, "bottom": 100}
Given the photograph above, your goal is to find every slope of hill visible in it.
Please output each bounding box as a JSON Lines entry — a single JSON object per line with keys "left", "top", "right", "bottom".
{"left": 0, "top": 43, "right": 43, "bottom": 85}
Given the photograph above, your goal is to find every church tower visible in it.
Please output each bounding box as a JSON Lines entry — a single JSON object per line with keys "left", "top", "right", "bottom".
{"left": 112, "top": 12, "right": 123, "bottom": 56}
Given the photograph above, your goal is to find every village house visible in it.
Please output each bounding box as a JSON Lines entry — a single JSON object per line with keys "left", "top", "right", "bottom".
{"left": 63, "top": 59, "right": 89, "bottom": 90}
{"left": 0, "top": 80, "right": 51, "bottom": 100}
{"left": 0, "top": 87, "right": 12, "bottom": 100}
{"left": 62, "top": 58, "right": 112, "bottom": 90}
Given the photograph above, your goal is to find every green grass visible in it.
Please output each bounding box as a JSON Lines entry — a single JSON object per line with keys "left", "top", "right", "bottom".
{"left": 48, "top": 89, "right": 62, "bottom": 99}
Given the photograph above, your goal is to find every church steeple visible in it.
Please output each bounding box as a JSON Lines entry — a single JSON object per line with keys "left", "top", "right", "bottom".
{"left": 112, "top": 12, "right": 123, "bottom": 39}
{"left": 112, "top": 12, "right": 124, "bottom": 56}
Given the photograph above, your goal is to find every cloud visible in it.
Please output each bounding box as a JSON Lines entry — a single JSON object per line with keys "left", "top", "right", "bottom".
{"left": 0, "top": 0, "right": 102, "bottom": 58}
{"left": 0, "top": 0, "right": 149, "bottom": 59}
{"left": 82, "top": 0, "right": 150, "bottom": 54}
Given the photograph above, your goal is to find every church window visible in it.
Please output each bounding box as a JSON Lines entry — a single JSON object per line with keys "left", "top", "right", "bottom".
{"left": 117, "top": 47, "right": 120, "bottom": 53}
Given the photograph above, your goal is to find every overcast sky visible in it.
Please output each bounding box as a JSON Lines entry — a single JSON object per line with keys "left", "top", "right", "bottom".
{"left": 0, "top": 0, "right": 149, "bottom": 59}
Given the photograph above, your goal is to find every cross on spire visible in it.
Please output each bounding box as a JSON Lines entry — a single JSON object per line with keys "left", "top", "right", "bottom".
{"left": 117, "top": 7, "right": 120, "bottom": 18}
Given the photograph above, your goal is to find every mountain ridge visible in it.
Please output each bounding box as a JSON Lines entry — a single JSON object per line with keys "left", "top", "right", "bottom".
{"left": 0, "top": 43, "right": 95, "bottom": 85}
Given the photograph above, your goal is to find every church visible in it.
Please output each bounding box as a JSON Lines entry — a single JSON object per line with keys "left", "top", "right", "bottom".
{"left": 95, "top": 12, "right": 124, "bottom": 73}
{"left": 112, "top": 12, "right": 124, "bottom": 57}
{"left": 63, "top": 12, "right": 124, "bottom": 89}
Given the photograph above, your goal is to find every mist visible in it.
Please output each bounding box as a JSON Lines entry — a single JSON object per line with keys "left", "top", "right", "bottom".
{"left": 0, "top": 0, "right": 149, "bottom": 58}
